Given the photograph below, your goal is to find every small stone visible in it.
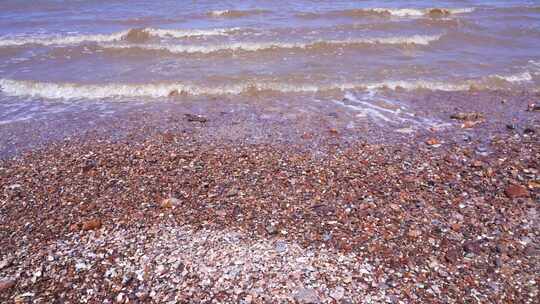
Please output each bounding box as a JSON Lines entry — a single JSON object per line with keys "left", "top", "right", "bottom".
{"left": 226, "top": 189, "right": 238, "bottom": 197}
{"left": 527, "top": 103, "right": 540, "bottom": 112}
{"left": 504, "top": 185, "right": 529, "bottom": 198}
{"left": 323, "top": 232, "right": 332, "bottom": 242}
{"left": 184, "top": 113, "right": 207, "bottom": 123}
{"left": 75, "top": 262, "right": 88, "bottom": 271}
{"left": 265, "top": 224, "right": 278, "bottom": 235}
{"left": 475, "top": 146, "right": 490, "bottom": 156}
{"left": 275, "top": 240, "right": 288, "bottom": 253}
{"left": 523, "top": 127, "right": 535, "bottom": 134}
{"left": 463, "top": 241, "right": 481, "bottom": 254}
{"left": 82, "top": 219, "right": 102, "bottom": 231}
{"left": 69, "top": 223, "right": 80, "bottom": 232}
{"left": 451, "top": 223, "right": 462, "bottom": 231}
{"left": 445, "top": 248, "right": 460, "bottom": 263}
{"left": 425, "top": 138, "right": 440, "bottom": 146}
{"left": 450, "top": 112, "right": 483, "bottom": 121}
{"left": 116, "top": 292, "right": 125, "bottom": 303}
{"left": 135, "top": 291, "right": 148, "bottom": 300}
{"left": 294, "top": 288, "right": 320, "bottom": 304}
{"left": 506, "top": 124, "right": 517, "bottom": 130}
{"left": 330, "top": 286, "right": 345, "bottom": 300}
{"left": 0, "top": 278, "right": 16, "bottom": 292}
{"left": 407, "top": 229, "right": 422, "bottom": 238}
{"left": 470, "top": 160, "right": 483, "bottom": 168}
{"left": 461, "top": 120, "right": 483, "bottom": 129}
{"left": 0, "top": 258, "right": 12, "bottom": 270}
{"left": 428, "top": 259, "right": 440, "bottom": 269}
{"left": 160, "top": 197, "right": 181, "bottom": 209}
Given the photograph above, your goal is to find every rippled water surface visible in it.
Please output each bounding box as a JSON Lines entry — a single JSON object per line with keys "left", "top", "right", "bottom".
{"left": 0, "top": 0, "right": 539, "bottom": 124}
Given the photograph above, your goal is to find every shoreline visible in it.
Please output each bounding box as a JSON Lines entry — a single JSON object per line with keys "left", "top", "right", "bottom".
{"left": 1, "top": 89, "right": 539, "bottom": 160}
{"left": 0, "top": 90, "right": 539, "bottom": 302}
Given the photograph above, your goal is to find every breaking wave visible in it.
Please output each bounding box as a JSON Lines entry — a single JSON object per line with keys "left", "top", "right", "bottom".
{"left": 207, "top": 9, "right": 269, "bottom": 18}
{"left": 0, "top": 78, "right": 498, "bottom": 100}
{"left": 144, "top": 27, "right": 241, "bottom": 39}
{"left": 101, "top": 34, "right": 442, "bottom": 55}
{"left": 0, "top": 32, "right": 128, "bottom": 47}
{"left": 297, "top": 7, "right": 474, "bottom": 18}
{"left": 0, "top": 27, "right": 241, "bottom": 47}
{"left": 491, "top": 71, "right": 533, "bottom": 83}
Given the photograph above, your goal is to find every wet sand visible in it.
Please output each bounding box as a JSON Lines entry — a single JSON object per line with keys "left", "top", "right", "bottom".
{"left": 0, "top": 92, "right": 539, "bottom": 303}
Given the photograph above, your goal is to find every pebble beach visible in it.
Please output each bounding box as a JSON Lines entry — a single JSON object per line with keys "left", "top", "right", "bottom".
{"left": 1, "top": 0, "right": 540, "bottom": 302}
{"left": 1, "top": 95, "right": 539, "bottom": 302}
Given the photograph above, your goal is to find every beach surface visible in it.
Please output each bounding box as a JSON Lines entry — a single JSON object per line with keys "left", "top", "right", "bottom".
{"left": 1, "top": 0, "right": 540, "bottom": 302}
{"left": 1, "top": 91, "right": 539, "bottom": 303}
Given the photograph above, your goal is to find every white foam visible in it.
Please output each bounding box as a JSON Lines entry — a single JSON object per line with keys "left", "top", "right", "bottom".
{"left": 209, "top": 10, "right": 229, "bottom": 16}
{"left": 0, "top": 32, "right": 128, "bottom": 47}
{"left": 102, "top": 34, "right": 442, "bottom": 55}
{"left": 0, "top": 78, "right": 473, "bottom": 100}
{"left": 364, "top": 80, "right": 470, "bottom": 91}
{"left": 208, "top": 9, "right": 266, "bottom": 17}
{"left": 493, "top": 71, "right": 533, "bottom": 83}
{"left": 144, "top": 27, "right": 241, "bottom": 38}
{"left": 336, "top": 91, "right": 451, "bottom": 129}
{"left": 372, "top": 8, "right": 425, "bottom": 17}
{"left": 372, "top": 7, "right": 474, "bottom": 17}
{"left": 0, "top": 27, "right": 241, "bottom": 47}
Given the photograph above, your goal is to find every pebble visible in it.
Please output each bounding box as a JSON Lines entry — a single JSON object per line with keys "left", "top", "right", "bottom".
{"left": 329, "top": 286, "right": 345, "bottom": 300}
{"left": 82, "top": 219, "right": 102, "bottom": 231}
{"left": 160, "top": 197, "right": 181, "bottom": 209}
{"left": 275, "top": 240, "right": 288, "bottom": 253}
{"left": 265, "top": 224, "right": 278, "bottom": 235}
{"left": 322, "top": 232, "right": 332, "bottom": 242}
{"left": 0, "top": 258, "right": 12, "bottom": 270}
{"left": 506, "top": 124, "right": 517, "bottom": 130}
{"left": 445, "top": 248, "right": 460, "bottom": 263}
{"left": 425, "top": 138, "right": 441, "bottom": 146}
{"left": 523, "top": 127, "right": 535, "bottom": 134}
{"left": 294, "top": 288, "right": 320, "bottom": 304}
{"left": 504, "top": 185, "right": 529, "bottom": 198}
{"left": 0, "top": 278, "right": 16, "bottom": 292}
{"left": 0, "top": 123, "right": 538, "bottom": 303}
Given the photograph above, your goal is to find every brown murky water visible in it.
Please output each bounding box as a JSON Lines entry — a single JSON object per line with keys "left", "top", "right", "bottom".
{"left": 0, "top": 0, "right": 539, "bottom": 155}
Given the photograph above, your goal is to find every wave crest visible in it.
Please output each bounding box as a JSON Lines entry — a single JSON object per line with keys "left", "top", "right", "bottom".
{"left": 208, "top": 9, "right": 269, "bottom": 18}
{"left": 100, "top": 34, "right": 442, "bottom": 55}
{"left": 0, "top": 78, "right": 496, "bottom": 100}
{"left": 0, "top": 27, "right": 241, "bottom": 47}
{"left": 491, "top": 72, "right": 533, "bottom": 83}
{"left": 298, "top": 7, "right": 474, "bottom": 18}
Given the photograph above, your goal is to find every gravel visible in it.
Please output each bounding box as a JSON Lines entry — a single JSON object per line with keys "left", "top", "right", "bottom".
{"left": 0, "top": 115, "right": 538, "bottom": 302}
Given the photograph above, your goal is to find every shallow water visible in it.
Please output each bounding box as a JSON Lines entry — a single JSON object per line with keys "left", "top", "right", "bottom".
{"left": 0, "top": 0, "right": 539, "bottom": 125}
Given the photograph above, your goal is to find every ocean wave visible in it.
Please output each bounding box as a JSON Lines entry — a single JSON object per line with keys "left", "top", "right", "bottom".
{"left": 0, "top": 32, "right": 128, "bottom": 47}
{"left": 297, "top": 7, "right": 474, "bottom": 18}
{"left": 492, "top": 71, "right": 533, "bottom": 83}
{"left": 100, "top": 34, "right": 442, "bottom": 55}
{"left": 208, "top": 9, "right": 269, "bottom": 18}
{"left": 0, "top": 78, "right": 486, "bottom": 100}
{"left": 144, "top": 27, "right": 241, "bottom": 39}
{"left": 0, "top": 27, "right": 241, "bottom": 47}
